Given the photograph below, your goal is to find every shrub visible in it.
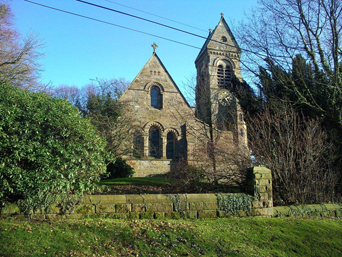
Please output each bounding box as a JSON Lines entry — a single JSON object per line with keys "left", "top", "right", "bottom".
{"left": 168, "top": 160, "right": 206, "bottom": 192}
{"left": 0, "top": 84, "right": 106, "bottom": 210}
{"left": 105, "top": 157, "right": 135, "bottom": 179}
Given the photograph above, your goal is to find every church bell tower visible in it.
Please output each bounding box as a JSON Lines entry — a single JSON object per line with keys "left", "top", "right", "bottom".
{"left": 195, "top": 14, "right": 247, "bottom": 146}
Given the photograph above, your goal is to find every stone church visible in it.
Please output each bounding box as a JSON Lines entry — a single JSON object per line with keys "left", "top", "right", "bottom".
{"left": 119, "top": 15, "right": 247, "bottom": 177}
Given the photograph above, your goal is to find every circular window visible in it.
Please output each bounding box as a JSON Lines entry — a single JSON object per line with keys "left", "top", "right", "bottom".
{"left": 222, "top": 36, "right": 227, "bottom": 42}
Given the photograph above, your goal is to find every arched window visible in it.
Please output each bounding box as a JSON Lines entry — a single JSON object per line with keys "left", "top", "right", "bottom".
{"left": 150, "top": 86, "right": 162, "bottom": 109}
{"left": 217, "top": 62, "right": 232, "bottom": 89}
{"left": 166, "top": 132, "right": 176, "bottom": 159}
{"left": 239, "top": 113, "right": 243, "bottom": 122}
{"left": 133, "top": 132, "right": 144, "bottom": 158}
{"left": 149, "top": 126, "right": 161, "bottom": 158}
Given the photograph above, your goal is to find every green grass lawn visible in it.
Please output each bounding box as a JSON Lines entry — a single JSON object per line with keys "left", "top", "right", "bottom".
{"left": 0, "top": 217, "right": 341, "bottom": 256}
{"left": 98, "top": 177, "right": 172, "bottom": 186}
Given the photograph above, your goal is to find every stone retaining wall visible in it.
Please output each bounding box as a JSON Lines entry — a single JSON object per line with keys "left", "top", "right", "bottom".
{"left": 1, "top": 193, "right": 265, "bottom": 219}
{"left": 273, "top": 204, "right": 342, "bottom": 217}
{"left": 0, "top": 167, "right": 274, "bottom": 219}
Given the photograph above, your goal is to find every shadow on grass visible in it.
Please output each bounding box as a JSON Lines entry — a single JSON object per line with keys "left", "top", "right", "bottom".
{"left": 98, "top": 177, "right": 172, "bottom": 186}
{"left": 96, "top": 176, "right": 243, "bottom": 195}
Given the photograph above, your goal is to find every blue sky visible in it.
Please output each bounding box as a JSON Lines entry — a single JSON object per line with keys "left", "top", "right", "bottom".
{"left": 12, "top": 0, "right": 258, "bottom": 91}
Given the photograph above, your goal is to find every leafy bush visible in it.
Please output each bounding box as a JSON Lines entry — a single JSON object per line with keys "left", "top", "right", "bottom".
{"left": 0, "top": 84, "right": 106, "bottom": 210}
{"left": 105, "top": 158, "right": 135, "bottom": 179}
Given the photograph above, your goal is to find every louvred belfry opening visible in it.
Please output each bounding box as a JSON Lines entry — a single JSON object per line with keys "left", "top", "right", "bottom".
{"left": 217, "top": 64, "right": 232, "bottom": 89}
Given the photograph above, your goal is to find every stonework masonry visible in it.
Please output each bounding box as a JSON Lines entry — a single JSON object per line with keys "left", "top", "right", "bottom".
{"left": 118, "top": 15, "right": 248, "bottom": 177}
{"left": 125, "top": 159, "right": 175, "bottom": 177}
{"left": 1, "top": 168, "right": 274, "bottom": 219}
{"left": 251, "top": 167, "right": 273, "bottom": 216}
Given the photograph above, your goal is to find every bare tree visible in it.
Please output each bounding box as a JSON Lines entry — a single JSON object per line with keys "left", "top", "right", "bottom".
{"left": 88, "top": 77, "right": 129, "bottom": 99}
{"left": 83, "top": 78, "right": 136, "bottom": 157}
{"left": 0, "top": 2, "right": 42, "bottom": 88}
{"left": 48, "top": 77, "right": 130, "bottom": 112}
{"left": 172, "top": 76, "right": 251, "bottom": 186}
{"left": 247, "top": 105, "right": 340, "bottom": 205}
{"left": 51, "top": 85, "right": 81, "bottom": 106}
{"left": 186, "top": 119, "right": 251, "bottom": 186}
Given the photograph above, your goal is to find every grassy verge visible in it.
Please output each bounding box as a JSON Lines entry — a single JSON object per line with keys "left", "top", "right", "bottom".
{"left": 0, "top": 217, "right": 341, "bottom": 256}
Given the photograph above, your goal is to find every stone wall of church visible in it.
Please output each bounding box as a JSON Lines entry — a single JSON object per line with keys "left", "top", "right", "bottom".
{"left": 126, "top": 159, "right": 175, "bottom": 177}
{"left": 119, "top": 53, "right": 194, "bottom": 171}
{"left": 118, "top": 16, "right": 248, "bottom": 176}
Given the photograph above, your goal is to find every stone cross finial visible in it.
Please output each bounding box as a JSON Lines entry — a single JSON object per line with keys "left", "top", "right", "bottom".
{"left": 151, "top": 42, "right": 158, "bottom": 53}
{"left": 221, "top": 13, "right": 224, "bottom": 17}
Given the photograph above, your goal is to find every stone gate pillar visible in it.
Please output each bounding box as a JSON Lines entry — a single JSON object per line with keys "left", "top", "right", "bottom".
{"left": 251, "top": 167, "right": 273, "bottom": 216}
